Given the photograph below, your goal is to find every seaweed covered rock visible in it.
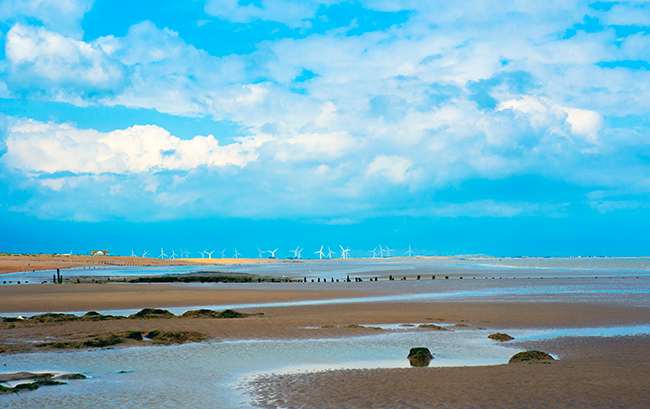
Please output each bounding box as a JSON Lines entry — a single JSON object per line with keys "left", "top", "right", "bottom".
{"left": 54, "top": 373, "right": 88, "bottom": 380}
{"left": 407, "top": 347, "right": 434, "bottom": 367}
{"left": 182, "top": 309, "right": 263, "bottom": 319}
{"left": 509, "top": 350, "right": 554, "bottom": 363}
{"left": 29, "top": 313, "right": 80, "bottom": 323}
{"left": 488, "top": 333, "right": 514, "bottom": 342}
{"left": 128, "top": 308, "right": 175, "bottom": 319}
{"left": 146, "top": 330, "right": 207, "bottom": 344}
{"left": 418, "top": 324, "right": 446, "bottom": 331}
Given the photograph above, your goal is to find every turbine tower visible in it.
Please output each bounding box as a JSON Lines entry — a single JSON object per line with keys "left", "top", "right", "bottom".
{"left": 326, "top": 247, "right": 335, "bottom": 259}
{"left": 257, "top": 247, "right": 266, "bottom": 259}
{"left": 268, "top": 248, "right": 278, "bottom": 259}
{"left": 159, "top": 248, "right": 167, "bottom": 259}
{"left": 170, "top": 250, "right": 177, "bottom": 259}
{"left": 291, "top": 246, "right": 300, "bottom": 259}
{"left": 297, "top": 247, "right": 303, "bottom": 259}
{"left": 142, "top": 250, "right": 148, "bottom": 258}
{"left": 131, "top": 249, "right": 136, "bottom": 257}
{"left": 406, "top": 245, "right": 415, "bottom": 257}
{"left": 220, "top": 248, "right": 226, "bottom": 258}
{"left": 378, "top": 244, "right": 385, "bottom": 258}
{"left": 384, "top": 246, "right": 394, "bottom": 257}
{"left": 339, "top": 245, "right": 351, "bottom": 259}
{"left": 315, "top": 245, "right": 325, "bottom": 259}
{"left": 207, "top": 250, "right": 215, "bottom": 259}
{"left": 369, "top": 247, "right": 378, "bottom": 258}
{"left": 233, "top": 249, "right": 241, "bottom": 258}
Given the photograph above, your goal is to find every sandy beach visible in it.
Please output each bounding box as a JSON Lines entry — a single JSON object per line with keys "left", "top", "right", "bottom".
{"left": 1, "top": 278, "right": 649, "bottom": 407}
{"left": 0, "top": 254, "right": 288, "bottom": 275}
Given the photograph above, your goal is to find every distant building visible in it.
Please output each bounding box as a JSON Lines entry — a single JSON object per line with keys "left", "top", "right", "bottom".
{"left": 91, "top": 250, "right": 109, "bottom": 256}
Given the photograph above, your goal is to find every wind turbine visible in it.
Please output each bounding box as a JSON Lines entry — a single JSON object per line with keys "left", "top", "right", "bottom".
{"left": 130, "top": 249, "right": 136, "bottom": 257}
{"left": 291, "top": 246, "right": 301, "bottom": 259}
{"left": 268, "top": 248, "right": 278, "bottom": 259}
{"left": 315, "top": 245, "right": 325, "bottom": 259}
{"left": 142, "top": 250, "right": 148, "bottom": 258}
{"left": 159, "top": 248, "right": 167, "bottom": 259}
{"left": 207, "top": 250, "right": 215, "bottom": 259}
{"left": 199, "top": 249, "right": 208, "bottom": 259}
{"left": 406, "top": 245, "right": 415, "bottom": 257}
{"left": 384, "top": 246, "right": 394, "bottom": 257}
{"left": 340, "top": 245, "right": 351, "bottom": 259}
{"left": 297, "top": 247, "right": 303, "bottom": 260}
{"left": 233, "top": 249, "right": 241, "bottom": 259}
{"left": 182, "top": 249, "right": 190, "bottom": 258}
{"left": 220, "top": 248, "right": 226, "bottom": 258}
{"left": 326, "top": 247, "right": 335, "bottom": 259}
{"left": 369, "top": 247, "right": 378, "bottom": 258}
{"left": 170, "top": 250, "right": 177, "bottom": 259}
{"left": 378, "top": 244, "right": 386, "bottom": 258}
{"left": 257, "top": 247, "right": 266, "bottom": 259}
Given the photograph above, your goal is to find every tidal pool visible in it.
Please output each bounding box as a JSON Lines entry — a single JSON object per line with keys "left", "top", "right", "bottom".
{"left": 2, "top": 325, "right": 650, "bottom": 409}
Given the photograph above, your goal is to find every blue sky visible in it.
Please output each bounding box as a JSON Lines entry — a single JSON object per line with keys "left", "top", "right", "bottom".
{"left": 1, "top": 0, "right": 650, "bottom": 257}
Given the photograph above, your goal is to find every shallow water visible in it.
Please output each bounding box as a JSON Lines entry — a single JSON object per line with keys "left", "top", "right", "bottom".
{"left": 2, "top": 325, "right": 649, "bottom": 409}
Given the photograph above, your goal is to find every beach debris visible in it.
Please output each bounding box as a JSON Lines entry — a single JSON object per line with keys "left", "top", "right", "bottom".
{"left": 488, "top": 333, "right": 514, "bottom": 342}
{"left": 0, "top": 372, "right": 87, "bottom": 395}
{"left": 508, "top": 350, "right": 555, "bottom": 364}
{"left": 408, "top": 347, "right": 434, "bottom": 367}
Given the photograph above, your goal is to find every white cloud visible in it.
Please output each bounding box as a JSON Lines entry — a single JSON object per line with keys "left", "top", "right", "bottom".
{"left": 366, "top": 155, "right": 413, "bottom": 183}
{"left": 3, "top": 118, "right": 268, "bottom": 174}
{"left": 0, "top": 0, "right": 93, "bottom": 38}
{"left": 204, "top": 0, "right": 332, "bottom": 28}
{"left": 498, "top": 96, "right": 603, "bottom": 143}
{"left": 5, "top": 24, "right": 128, "bottom": 99}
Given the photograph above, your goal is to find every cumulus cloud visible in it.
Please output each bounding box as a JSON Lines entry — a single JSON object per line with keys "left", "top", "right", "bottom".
{"left": 0, "top": 0, "right": 93, "bottom": 38}
{"left": 5, "top": 24, "right": 128, "bottom": 100}
{"left": 366, "top": 155, "right": 414, "bottom": 183}
{"left": 3, "top": 118, "right": 267, "bottom": 175}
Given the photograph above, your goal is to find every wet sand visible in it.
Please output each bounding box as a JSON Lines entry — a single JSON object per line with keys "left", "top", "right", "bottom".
{"left": 250, "top": 335, "right": 650, "bottom": 408}
{"left": 1, "top": 283, "right": 649, "bottom": 407}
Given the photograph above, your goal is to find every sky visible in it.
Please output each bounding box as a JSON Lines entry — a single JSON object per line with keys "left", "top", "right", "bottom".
{"left": 1, "top": 0, "right": 650, "bottom": 257}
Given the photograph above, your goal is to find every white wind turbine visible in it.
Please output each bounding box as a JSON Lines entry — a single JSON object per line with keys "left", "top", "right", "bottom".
{"left": 159, "top": 248, "right": 167, "bottom": 259}
{"left": 384, "top": 246, "right": 394, "bottom": 257}
{"left": 297, "top": 248, "right": 303, "bottom": 259}
{"left": 268, "top": 248, "right": 278, "bottom": 259}
{"left": 326, "top": 247, "right": 335, "bottom": 259}
{"left": 291, "top": 246, "right": 301, "bottom": 259}
{"left": 199, "top": 249, "right": 208, "bottom": 258}
{"left": 339, "top": 245, "right": 350, "bottom": 259}
{"left": 170, "top": 250, "right": 177, "bottom": 259}
{"left": 315, "top": 245, "right": 325, "bottom": 259}
{"left": 406, "top": 245, "right": 415, "bottom": 257}
{"left": 130, "top": 249, "right": 136, "bottom": 257}
{"left": 257, "top": 247, "right": 266, "bottom": 259}
{"left": 142, "top": 250, "right": 148, "bottom": 258}
{"left": 182, "top": 249, "right": 190, "bottom": 258}
{"left": 220, "top": 248, "right": 226, "bottom": 258}
{"left": 369, "top": 247, "right": 378, "bottom": 258}
{"left": 207, "top": 250, "right": 215, "bottom": 259}
{"left": 233, "top": 249, "right": 242, "bottom": 258}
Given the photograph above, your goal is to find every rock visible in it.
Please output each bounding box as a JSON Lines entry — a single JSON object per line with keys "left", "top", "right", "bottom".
{"left": 0, "top": 372, "right": 53, "bottom": 383}
{"left": 488, "top": 333, "right": 514, "bottom": 342}
{"left": 146, "top": 330, "right": 207, "bottom": 344}
{"left": 408, "top": 347, "right": 434, "bottom": 367}
{"left": 128, "top": 308, "right": 175, "bottom": 319}
{"left": 54, "top": 373, "right": 88, "bottom": 380}
{"left": 508, "top": 350, "right": 554, "bottom": 363}
{"left": 418, "top": 324, "right": 446, "bottom": 331}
